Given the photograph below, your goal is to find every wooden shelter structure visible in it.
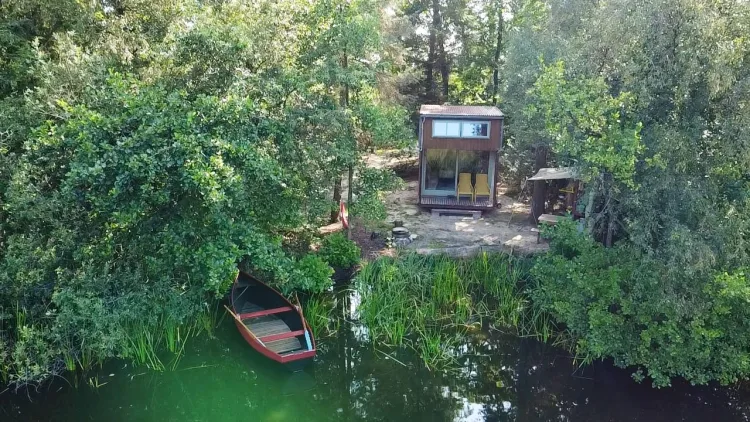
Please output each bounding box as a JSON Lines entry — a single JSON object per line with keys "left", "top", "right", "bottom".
{"left": 417, "top": 105, "right": 504, "bottom": 210}
{"left": 529, "top": 167, "right": 583, "bottom": 223}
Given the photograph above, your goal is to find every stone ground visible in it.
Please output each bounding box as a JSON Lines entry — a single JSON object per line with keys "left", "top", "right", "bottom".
{"left": 367, "top": 151, "right": 547, "bottom": 257}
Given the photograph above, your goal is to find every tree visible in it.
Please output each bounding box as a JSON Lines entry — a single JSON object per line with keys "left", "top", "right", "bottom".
{"left": 0, "top": 0, "right": 411, "bottom": 387}
{"left": 513, "top": 0, "right": 750, "bottom": 386}
{"left": 527, "top": 60, "right": 643, "bottom": 245}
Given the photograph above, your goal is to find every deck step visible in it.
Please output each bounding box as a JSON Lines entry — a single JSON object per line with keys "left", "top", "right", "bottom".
{"left": 431, "top": 208, "right": 482, "bottom": 219}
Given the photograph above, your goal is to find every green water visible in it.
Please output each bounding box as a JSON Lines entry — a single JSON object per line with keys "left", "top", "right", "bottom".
{"left": 4, "top": 296, "right": 750, "bottom": 421}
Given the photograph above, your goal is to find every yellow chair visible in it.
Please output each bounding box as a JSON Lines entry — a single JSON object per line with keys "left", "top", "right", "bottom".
{"left": 457, "top": 173, "right": 474, "bottom": 200}
{"left": 474, "top": 174, "right": 491, "bottom": 201}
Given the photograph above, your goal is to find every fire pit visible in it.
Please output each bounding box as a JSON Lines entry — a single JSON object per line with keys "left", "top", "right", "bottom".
{"left": 391, "top": 226, "right": 412, "bottom": 247}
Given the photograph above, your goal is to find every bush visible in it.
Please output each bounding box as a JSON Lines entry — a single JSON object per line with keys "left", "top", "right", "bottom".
{"left": 295, "top": 254, "right": 334, "bottom": 294}
{"left": 530, "top": 219, "right": 750, "bottom": 387}
{"left": 317, "top": 232, "right": 361, "bottom": 269}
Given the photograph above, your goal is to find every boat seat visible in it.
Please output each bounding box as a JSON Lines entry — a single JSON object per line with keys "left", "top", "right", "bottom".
{"left": 238, "top": 306, "right": 294, "bottom": 320}
{"left": 260, "top": 330, "right": 305, "bottom": 343}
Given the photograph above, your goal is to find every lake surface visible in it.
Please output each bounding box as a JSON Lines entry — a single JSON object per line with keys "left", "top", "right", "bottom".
{"left": 3, "top": 294, "right": 750, "bottom": 421}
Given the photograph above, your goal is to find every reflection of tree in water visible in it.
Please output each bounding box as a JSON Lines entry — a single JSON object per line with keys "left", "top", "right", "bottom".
{"left": 310, "top": 291, "right": 750, "bottom": 422}
{"left": 313, "top": 323, "right": 463, "bottom": 421}
{"left": 464, "top": 331, "right": 750, "bottom": 422}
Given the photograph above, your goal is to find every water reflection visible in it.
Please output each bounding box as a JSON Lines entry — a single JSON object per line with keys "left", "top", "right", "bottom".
{"left": 3, "top": 292, "right": 750, "bottom": 421}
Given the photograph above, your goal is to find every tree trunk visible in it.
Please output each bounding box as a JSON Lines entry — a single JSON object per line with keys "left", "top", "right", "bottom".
{"left": 432, "top": 0, "right": 449, "bottom": 101}
{"left": 340, "top": 43, "right": 353, "bottom": 235}
{"left": 330, "top": 176, "right": 342, "bottom": 223}
{"left": 347, "top": 165, "right": 354, "bottom": 239}
{"left": 606, "top": 209, "right": 615, "bottom": 247}
{"left": 438, "top": 40, "right": 449, "bottom": 100}
{"left": 340, "top": 48, "right": 349, "bottom": 108}
{"left": 426, "top": 1, "right": 438, "bottom": 103}
{"left": 427, "top": 0, "right": 442, "bottom": 103}
{"left": 491, "top": 2, "right": 503, "bottom": 105}
{"left": 530, "top": 145, "right": 547, "bottom": 223}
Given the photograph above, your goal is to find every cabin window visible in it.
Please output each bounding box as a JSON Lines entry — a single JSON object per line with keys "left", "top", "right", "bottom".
{"left": 433, "top": 121, "right": 461, "bottom": 137}
{"left": 458, "top": 150, "right": 490, "bottom": 176}
{"left": 432, "top": 120, "right": 490, "bottom": 138}
{"left": 422, "top": 149, "right": 495, "bottom": 198}
{"left": 424, "top": 149, "right": 457, "bottom": 194}
{"left": 461, "top": 121, "right": 489, "bottom": 138}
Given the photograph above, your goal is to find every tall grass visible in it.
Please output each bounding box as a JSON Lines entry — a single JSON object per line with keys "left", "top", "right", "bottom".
{"left": 121, "top": 302, "right": 219, "bottom": 372}
{"left": 356, "top": 251, "right": 552, "bottom": 369}
{"left": 303, "top": 294, "right": 340, "bottom": 338}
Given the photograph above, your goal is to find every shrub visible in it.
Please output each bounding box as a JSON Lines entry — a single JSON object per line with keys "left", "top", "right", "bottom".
{"left": 317, "top": 232, "right": 361, "bottom": 269}
{"left": 295, "top": 254, "right": 334, "bottom": 294}
{"left": 530, "top": 219, "right": 750, "bottom": 387}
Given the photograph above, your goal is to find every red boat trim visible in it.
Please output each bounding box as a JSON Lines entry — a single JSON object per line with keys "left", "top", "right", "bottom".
{"left": 280, "top": 350, "right": 317, "bottom": 363}
{"left": 232, "top": 271, "right": 317, "bottom": 365}
{"left": 260, "top": 329, "right": 306, "bottom": 343}
{"left": 237, "top": 306, "right": 294, "bottom": 320}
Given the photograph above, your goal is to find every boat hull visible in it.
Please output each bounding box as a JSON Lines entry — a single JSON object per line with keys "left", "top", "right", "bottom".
{"left": 230, "top": 272, "right": 316, "bottom": 367}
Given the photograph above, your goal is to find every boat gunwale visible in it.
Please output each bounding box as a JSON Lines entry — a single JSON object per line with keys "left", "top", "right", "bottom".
{"left": 230, "top": 271, "right": 316, "bottom": 364}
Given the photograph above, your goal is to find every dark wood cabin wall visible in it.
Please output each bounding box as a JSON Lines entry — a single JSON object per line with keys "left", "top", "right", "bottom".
{"left": 422, "top": 117, "right": 503, "bottom": 151}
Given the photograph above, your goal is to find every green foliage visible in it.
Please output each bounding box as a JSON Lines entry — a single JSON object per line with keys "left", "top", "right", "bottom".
{"left": 295, "top": 255, "right": 334, "bottom": 294}
{"left": 354, "top": 102, "right": 412, "bottom": 150}
{"left": 350, "top": 167, "right": 403, "bottom": 226}
{"left": 0, "top": 0, "right": 413, "bottom": 388}
{"left": 302, "top": 294, "right": 340, "bottom": 338}
{"left": 504, "top": 0, "right": 750, "bottom": 387}
{"left": 527, "top": 60, "right": 644, "bottom": 187}
{"left": 531, "top": 220, "right": 750, "bottom": 387}
{"left": 317, "top": 233, "right": 361, "bottom": 269}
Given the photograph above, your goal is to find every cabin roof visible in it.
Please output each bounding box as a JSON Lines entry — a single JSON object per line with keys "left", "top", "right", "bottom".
{"left": 528, "top": 167, "right": 578, "bottom": 181}
{"left": 419, "top": 104, "right": 504, "bottom": 118}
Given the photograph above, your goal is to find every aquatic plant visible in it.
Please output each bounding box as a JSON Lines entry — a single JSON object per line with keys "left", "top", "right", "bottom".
{"left": 303, "top": 294, "right": 339, "bottom": 338}
{"left": 121, "top": 303, "right": 219, "bottom": 373}
{"left": 355, "top": 251, "right": 540, "bottom": 370}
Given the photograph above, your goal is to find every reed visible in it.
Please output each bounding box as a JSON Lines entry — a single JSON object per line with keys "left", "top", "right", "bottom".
{"left": 169, "top": 322, "right": 195, "bottom": 370}
{"left": 62, "top": 350, "right": 76, "bottom": 372}
{"left": 77, "top": 346, "right": 97, "bottom": 371}
{"left": 356, "top": 251, "right": 551, "bottom": 370}
{"left": 196, "top": 302, "right": 220, "bottom": 338}
{"left": 164, "top": 320, "right": 179, "bottom": 354}
{"left": 124, "top": 325, "right": 165, "bottom": 371}
{"left": 303, "top": 294, "right": 338, "bottom": 338}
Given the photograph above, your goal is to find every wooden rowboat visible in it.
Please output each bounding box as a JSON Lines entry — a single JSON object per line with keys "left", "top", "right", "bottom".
{"left": 228, "top": 272, "right": 316, "bottom": 367}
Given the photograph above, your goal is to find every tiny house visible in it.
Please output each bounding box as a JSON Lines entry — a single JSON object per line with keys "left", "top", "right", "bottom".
{"left": 417, "top": 105, "right": 504, "bottom": 210}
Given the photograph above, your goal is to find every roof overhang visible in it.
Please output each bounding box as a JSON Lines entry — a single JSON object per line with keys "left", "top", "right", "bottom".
{"left": 419, "top": 104, "right": 504, "bottom": 119}
{"left": 528, "top": 167, "right": 578, "bottom": 181}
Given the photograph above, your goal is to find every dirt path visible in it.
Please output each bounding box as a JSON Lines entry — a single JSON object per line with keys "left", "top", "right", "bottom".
{"left": 365, "top": 151, "right": 547, "bottom": 256}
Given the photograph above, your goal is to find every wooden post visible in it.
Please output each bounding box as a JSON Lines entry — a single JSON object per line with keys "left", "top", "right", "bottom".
{"left": 530, "top": 145, "right": 547, "bottom": 223}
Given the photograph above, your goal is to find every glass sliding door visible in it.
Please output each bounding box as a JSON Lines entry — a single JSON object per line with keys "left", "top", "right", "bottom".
{"left": 423, "top": 149, "right": 458, "bottom": 196}
{"left": 457, "top": 150, "right": 494, "bottom": 202}
{"left": 457, "top": 151, "right": 490, "bottom": 178}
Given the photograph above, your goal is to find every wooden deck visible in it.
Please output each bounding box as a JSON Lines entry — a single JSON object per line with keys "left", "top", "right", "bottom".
{"left": 240, "top": 303, "right": 303, "bottom": 355}
{"left": 420, "top": 196, "right": 492, "bottom": 208}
